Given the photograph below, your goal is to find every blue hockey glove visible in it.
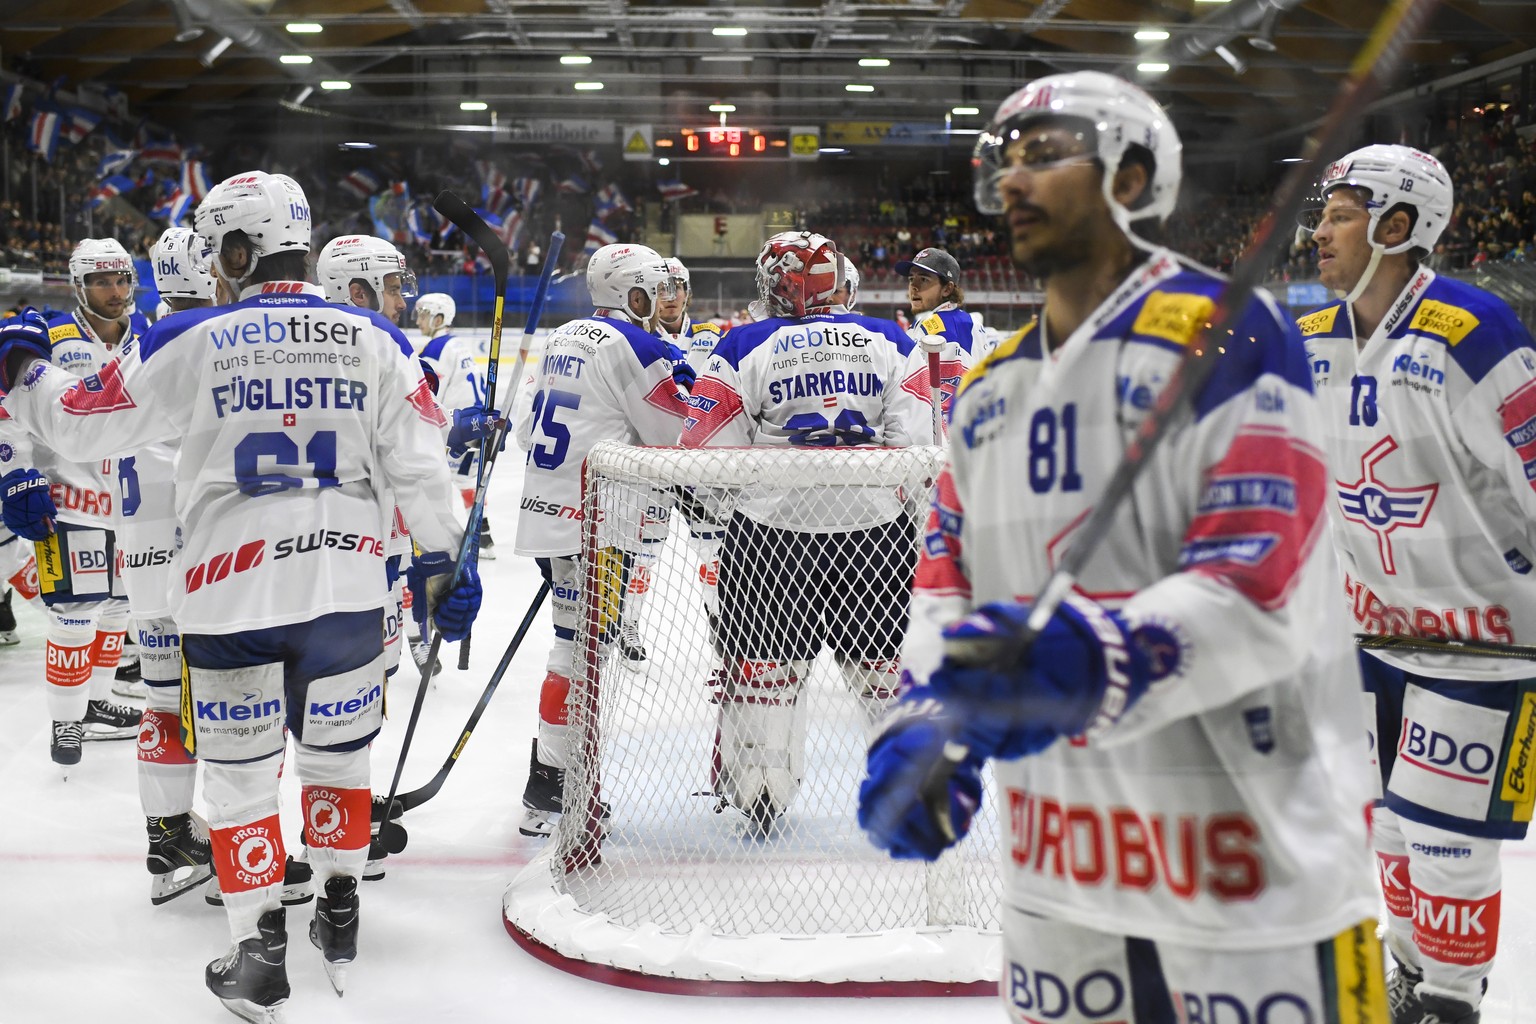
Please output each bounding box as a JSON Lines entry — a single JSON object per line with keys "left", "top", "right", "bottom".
{"left": 930, "top": 595, "right": 1155, "bottom": 759}
{"left": 418, "top": 358, "right": 441, "bottom": 396}
{"left": 447, "top": 407, "right": 503, "bottom": 459}
{"left": 1, "top": 468, "right": 57, "bottom": 541}
{"left": 0, "top": 308, "right": 51, "bottom": 394}
{"left": 406, "top": 550, "right": 482, "bottom": 643}
{"left": 858, "top": 689, "right": 984, "bottom": 861}
{"left": 672, "top": 358, "right": 697, "bottom": 393}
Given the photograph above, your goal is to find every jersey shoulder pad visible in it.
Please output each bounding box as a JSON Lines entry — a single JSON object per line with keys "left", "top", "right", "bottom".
{"left": 957, "top": 320, "right": 1037, "bottom": 400}
{"left": 419, "top": 334, "right": 450, "bottom": 361}
{"left": 603, "top": 315, "right": 673, "bottom": 368}
{"left": 1416, "top": 275, "right": 1535, "bottom": 383}
{"left": 1296, "top": 302, "right": 1347, "bottom": 338}
{"left": 708, "top": 318, "right": 780, "bottom": 370}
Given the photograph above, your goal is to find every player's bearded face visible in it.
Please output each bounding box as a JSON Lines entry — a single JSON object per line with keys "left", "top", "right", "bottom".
{"left": 1310, "top": 190, "right": 1373, "bottom": 293}
{"left": 83, "top": 272, "right": 131, "bottom": 319}
{"left": 996, "top": 126, "right": 1103, "bottom": 276}
{"left": 381, "top": 274, "right": 407, "bottom": 322}
{"left": 907, "top": 271, "right": 944, "bottom": 314}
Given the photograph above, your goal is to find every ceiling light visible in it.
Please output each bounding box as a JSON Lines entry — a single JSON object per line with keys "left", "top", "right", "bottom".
{"left": 460, "top": 101, "right": 488, "bottom": 111}
{"left": 951, "top": 106, "right": 979, "bottom": 115}
{"left": 574, "top": 81, "right": 604, "bottom": 90}
{"left": 1247, "top": 9, "right": 1280, "bottom": 52}
{"left": 819, "top": 147, "right": 847, "bottom": 154}
{"left": 700, "top": 54, "right": 753, "bottom": 62}
{"left": 291, "top": 85, "right": 314, "bottom": 105}
{"left": 340, "top": 142, "right": 375, "bottom": 150}
{"left": 1214, "top": 44, "right": 1246, "bottom": 74}
{"left": 286, "top": 22, "right": 323, "bottom": 33}
{"left": 560, "top": 54, "right": 591, "bottom": 65}
{"left": 525, "top": 30, "right": 608, "bottom": 39}
{"left": 1134, "top": 29, "right": 1170, "bottom": 41}
{"left": 845, "top": 84, "right": 874, "bottom": 93}
{"left": 708, "top": 103, "right": 736, "bottom": 113}
{"left": 1279, "top": 157, "right": 1304, "bottom": 162}
{"left": 170, "top": 1, "right": 204, "bottom": 43}
{"left": 320, "top": 80, "right": 351, "bottom": 90}
{"left": 712, "top": 27, "right": 748, "bottom": 37}
{"left": 279, "top": 54, "right": 312, "bottom": 64}
{"left": 199, "top": 35, "right": 232, "bottom": 67}
{"left": 659, "top": 157, "right": 671, "bottom": 166}
{"left": 858, "top": 58, "right": 890, "bottom": 67}
{"left": 1137, "top": 62, "right": 1169, "bottom": 73}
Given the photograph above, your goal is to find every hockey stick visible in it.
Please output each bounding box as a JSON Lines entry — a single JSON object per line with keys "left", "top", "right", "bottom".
{"left": 919, "top": 338, "right": 945, "bottom": 442}
{"left": 374, "top": 581, "right": 551, "bottom": 842}
{"left": 1356, "top": 632, "right": 1536, "bottom": 663}
{"left": 901, "top": 0, "right": 1439, "bottom": 843}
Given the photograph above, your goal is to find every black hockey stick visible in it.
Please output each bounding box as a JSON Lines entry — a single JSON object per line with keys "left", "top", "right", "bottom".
{"left": 1356, "top": 633, "right": 1536, "bottom": 663}
{"left": 901, "top": 0, "right": 1440, "bottom": 843}
{"left": 373, "top": 581, "right": 551, "bottom": 848}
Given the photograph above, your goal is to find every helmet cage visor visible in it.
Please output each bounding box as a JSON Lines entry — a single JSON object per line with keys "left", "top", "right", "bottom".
{"left": 972, "top": 115, "right": 1100, "bottom": 216}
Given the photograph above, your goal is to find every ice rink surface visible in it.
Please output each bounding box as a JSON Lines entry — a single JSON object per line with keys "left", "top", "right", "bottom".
{"left": 2, "top": 349, "right": 1535, "bottom": 1022}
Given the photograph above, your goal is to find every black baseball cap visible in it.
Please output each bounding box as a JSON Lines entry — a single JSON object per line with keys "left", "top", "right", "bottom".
{"left": 894, "top": 247, "right": 961, "bottom": 283}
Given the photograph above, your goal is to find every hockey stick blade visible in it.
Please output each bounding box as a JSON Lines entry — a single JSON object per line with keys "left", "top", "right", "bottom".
{"left": 1356, "top": 632, "right": 1536, "bottom": 662}
{"left": 909, "top": 0, "right": 1440, "bottom": 839}
{"left": 432, "top": 190, "right": 509, "bottom": 287}
{"left": 398, "top": 580, "right": 551, "bottom": 813}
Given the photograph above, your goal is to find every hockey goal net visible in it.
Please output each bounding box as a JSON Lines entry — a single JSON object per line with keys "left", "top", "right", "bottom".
{"left": 504, "top": 441, "right": 1003, "bottom": 994}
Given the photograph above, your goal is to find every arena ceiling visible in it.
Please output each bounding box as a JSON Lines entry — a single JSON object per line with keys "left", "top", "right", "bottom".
{"left": 5, "top": 0, "right": 1535, "bottom": 146}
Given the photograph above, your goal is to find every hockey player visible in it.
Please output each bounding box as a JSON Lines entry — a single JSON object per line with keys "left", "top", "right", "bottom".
{"left": 1301, "top": 144, "right": 1536, "bottom": 1024}
{"left": 680, "top": 230, "right": 936, "bottom": 830}
{"left": 0, "top": 170, "right": 481, "bottom": 1022}
{"left": 830, "top": 257, "right": 861, "bottom": 313}
{"left": 513, "top": 242, "right": 690, "bottom": 837}
{"left": 0, "top": 237, "right": 146, "bottom": 772}
{"left": 656, "top": 257, "right": 722, "bottom": 376}
{"left": 856, "top": 72, "right": 1387, "bottom": 1023}
{"left": 896, "top": 246, "right": 998, "bottom": 421}
{"left": 414, "top": 291, "right": 498, "bottom": 567}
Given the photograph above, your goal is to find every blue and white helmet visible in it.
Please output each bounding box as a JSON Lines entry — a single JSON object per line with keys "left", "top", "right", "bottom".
{"left": 1316, "top": 144, "right": 1452, "bottom": 255}
{"left": 150, "top": 227, "right": 215, "bottom": 300}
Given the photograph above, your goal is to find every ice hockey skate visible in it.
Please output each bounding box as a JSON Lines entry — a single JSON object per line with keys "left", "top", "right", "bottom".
{"left": 309, "top": 875, "right": 359, "bottom": 996}
{"left": 146, "top": 813, "right": 213, "bottom": 904}
{"left": 520, "top": 739, "right": 564, "bottom": 837}
{"left": 617, "top": 620, "right": 647, "bottom": 663}
{"left": 409, "top": 635, "right": 441, "bottom": 676}
{"left": 81, "top": 697, "right": 140, "bottom": 741}
{"left": 111, "top": 642, "right": 145, "bottom": 700}
{"left": 205, "top": 908, "right": 289, "bottom": 1024}
{"left": 477, "top": 517, "right": 497, "bottom": 560}
{"left": 207, "top": 855, "right": 313, "bottom": 907}
{"left": 50, "top": 720, "right": 82, "bottom": 777}
{"left": 0, "top": 586, "right": 17, "bottom": 645}
{"left": 1415, "top": 993, "right": 1480, "bottom": 1024}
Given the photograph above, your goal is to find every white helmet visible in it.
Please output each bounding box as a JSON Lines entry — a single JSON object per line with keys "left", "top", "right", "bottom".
{"left": 415, "top": 293, "right": 456, "bottom": 331}
{"left": 664, "top": 257, "right": 691, "bottom": 298}
{"left": 317, "top": 235, "right": 417, "bottom": 308}
{"left": 194, "top": 170, "right": 312, "bottom": 285}
{"left": 1314, "top": 144, "right": 1452, "bottom": 256}
{"left": 586, "top": 243, "right": 675, "bottom": 326}
{"left": 841, "top": 259, "right": 861, "bottom": 311}
{"left": 973, "top": 71, "right": 1182, "bottom": 234}
{"left": 755, "top": 231, "right": 843, "bottom": 319}
{"left": 150, "top": 227, "right": 215, "bottom": 300}
{"left": 69, "top": 238, "right": 136, "bottom": 310}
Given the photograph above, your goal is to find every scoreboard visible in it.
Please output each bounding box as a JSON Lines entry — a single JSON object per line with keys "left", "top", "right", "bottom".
{"left": 654, "top": 127, "right": 792, "bottom": 159}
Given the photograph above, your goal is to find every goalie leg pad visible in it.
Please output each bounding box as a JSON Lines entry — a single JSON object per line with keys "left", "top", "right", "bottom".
{"left": 714, "top": 658, "right": 809, "bottom": 823}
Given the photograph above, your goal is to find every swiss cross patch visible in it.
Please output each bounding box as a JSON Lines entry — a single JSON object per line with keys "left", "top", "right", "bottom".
{"left": 406, "top": 377, "right": 447, "bottom": 428}
{"left": 283, "top": 413, "right": 296, "bottom": 427}
{"left": 61, "top": 360, "right": 137, "bottom": 416}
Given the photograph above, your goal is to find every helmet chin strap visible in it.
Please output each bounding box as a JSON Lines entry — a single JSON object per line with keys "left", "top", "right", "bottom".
{"left": 212, "top": 250, "right": 259, "bottom": 292}
{"left": 1340, "top": 244, "right": 1384, "bottom": 305}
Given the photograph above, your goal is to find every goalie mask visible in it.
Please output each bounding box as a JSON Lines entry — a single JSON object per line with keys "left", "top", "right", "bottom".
{"left": 587, "top": 243, "right": 678, "bottom": 327}
{"left": 317, "top": 235, "right": 417, "bottom": 309}
{"left": 415, "top": 292, "right": 456, "bottom": 334}
{"left": 149, "top": 227, "right": 215, "bottom": 300}
{"left": 194, "top": 170, "right": 311, "bottom": 287}
{"left": 973, "top": 71, "right": 1182, "bottom": 240}
{"left": 755, "top": 231, "right": 844, "bottom": 320}
{"left": 69, "top": 237, "right": 137, "bottom": 313}
{"left": 1304, "top": 144, "right": 1453, "bottom": 303}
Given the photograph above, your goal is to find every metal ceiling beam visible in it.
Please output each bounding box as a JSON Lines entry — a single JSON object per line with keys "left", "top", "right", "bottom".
{"left": 174, "top": 0, "right": 354, "bottom": 86}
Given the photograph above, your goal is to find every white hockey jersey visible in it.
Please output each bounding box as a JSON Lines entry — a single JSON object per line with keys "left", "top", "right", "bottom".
{"left": 680, "top": 311, "right": 936, "bottom": 532}
{"left": 0, "top": 308, "right": 145, "bottom": 530}
{"left": 674, "top": 316, "right": 726, "bottom": 374}
{"left": 418, "top": 331, "right": 485, "bottom": 420}
{"left": 0, "top": 283, "right": 465, "bottom": 635}
{"left": 905, "top": 304, "right": 999, "bottom": 417}
{"left": 907, "top": 249, "right": 1378, "bottom": 949}
{"left": 1301, "top": 269, "right": 1536, "bottom": 681}
{"left": 514, "top": 314, "right": 691, "bottom": 557}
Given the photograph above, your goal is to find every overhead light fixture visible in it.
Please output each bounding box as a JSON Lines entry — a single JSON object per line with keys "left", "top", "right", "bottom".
{"left": 708, "top": 103, "right": 736, "bottom": 113}
{"left": 819, "top": 147, "right": 847, "bottom": 154}
{"left": 700, "top": 54, "right": 753, "bottom": 62}
{"left": 951, "top": 106, "right": 979, "bottom": 115}
{"left": 829, "top": 33, "right": 891, "bottom": 41}
{"left": 525, "top": 30, "right": 608, "bottom": 38}
{"left": 1137, "top": 62, "right": 1169, "bottom": 73}
{"left": 460, "top": 100, "right": 488, "bottom": 111}
{"left": 1194, "top": 0, "right": 1230, "bottom": 3}
{"left": 858, "top": 58, "right": 890, "bottom": 67}
{"left": 574, "top": 81, "right": 604, "bottom": 90}
{"left": 286, "top": 22, "right": 323, "bottom": 34}
{"left": 1214, "top": 44, "right": 1247, "bottom": 75}
{"left": 712, "top": 27, "right": 748, "bottom": 36}
{"left": 659, "top": 157, "right": 671, "bottom": 166}
{"left": 279, "top": 54, "right": 312, "bottom": 64}
{"left": 340, "top": 142, "right": 375, "bottom": 150}
{"left": 199, "top": 35, "right": 232, "bottom": 67}
{"left": 560, "top": 54, "right": 591, "bottom": 65}
{"left": 168, "top": 0, "right": 204, "bottom": 43}
{"left": 845, "top": 84, "right": 874, "bottom": 93}
{"left": 291, "top": 85, "right": 314, "bottom": 104}
{"left": 1279, "top": 157, "right": 1304, "bottom": 163}
{"left": 1247, "top": 9, "right": 1280, "bottom": 52}
{"left": 320, "top": 80, "right": 351, "bottom": 90}
{"left": 1134, "top": 29, "right": 1170, "bottom": 41}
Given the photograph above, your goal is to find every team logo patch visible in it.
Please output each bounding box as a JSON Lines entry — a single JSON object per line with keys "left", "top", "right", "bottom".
{"left": 0, "top": 443, "right": 11, "bottom": 461}
{"left": 1129, "top": 290, "right": 1214, "bottom": 347}
{"left": 1335, "top": 436, "right": 1438, "bottom": 575}
{"left": 1243, "top": 706, "right": 1275, "bottom": 754}
{"left": 60, "top": 360, "right": 137, "bottom": 415}
{"left": 19, "top": 363, "right": 48, "bottom": 390}
{"left": 1297, "top": 306, "right": 1341, "bottom": 336}
{"left": 1409, "top": 300, "right": 1480, "bottom": 346}
{"left": 405, "top": 376, "right": 447, "bottom": 428}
